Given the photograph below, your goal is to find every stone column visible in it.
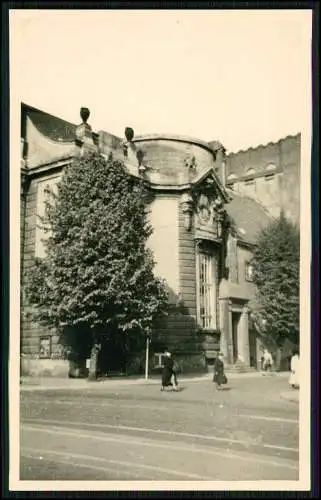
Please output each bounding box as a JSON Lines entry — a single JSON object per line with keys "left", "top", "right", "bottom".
{"left": 219, "top": 297, "right": 233, "bottom": 364}
{"left": 238, "top": 305, "right": 250, "bottom": 366}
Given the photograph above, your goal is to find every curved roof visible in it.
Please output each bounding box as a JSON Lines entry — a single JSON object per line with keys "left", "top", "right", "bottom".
{"left": 22, "top": 103, "right": 77, "bottom": 143}
{"left": 132, "top": 133, "right": 214, "bottom": 153}
{"left": 226, "top": 192, "right": 273, "bottom": 244}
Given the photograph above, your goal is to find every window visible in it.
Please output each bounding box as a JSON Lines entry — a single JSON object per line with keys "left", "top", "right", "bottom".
{"left": 245, "top": 262, "right": 254, "bottom": 281}
{"left": 244, "top": 178, "right": 255, "bottom": 185}
{"left": 154, "top": 353, "right": 166, "bottom": 368}
{"left": 197, "top": 251, "right": 217, "bottom": 330}
{"left": 265, "top": 174, "right": 275, "bottom": 181}
{"left": 35, "top": 176, "right": 61, "bottom": 258}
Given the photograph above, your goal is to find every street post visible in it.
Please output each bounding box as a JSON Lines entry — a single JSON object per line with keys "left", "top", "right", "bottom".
{"left": 145, "top": 333, "right": 151, "bottom": 380}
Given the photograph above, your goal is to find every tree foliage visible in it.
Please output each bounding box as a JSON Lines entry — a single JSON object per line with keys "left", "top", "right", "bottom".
{"left": 250, "top": 213, "right": 300, "bottom": 348}
{"left": 25, "top": 152, "right": 168, "bottom": 352}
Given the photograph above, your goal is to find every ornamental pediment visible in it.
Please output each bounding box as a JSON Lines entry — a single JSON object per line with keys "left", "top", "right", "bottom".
{"left": 195, "top": 192, "right": 225, "bottom": 235}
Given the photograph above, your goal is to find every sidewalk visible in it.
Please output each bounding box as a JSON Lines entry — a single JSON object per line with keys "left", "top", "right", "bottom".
{"left": 280, "top": 389, "right": 299, "bottom": 403}
{"left": 20, "top": 370, "right": 289, "bottom": 392}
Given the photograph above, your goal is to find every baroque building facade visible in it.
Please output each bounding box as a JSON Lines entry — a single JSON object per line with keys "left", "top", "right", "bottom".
{"left": 20, "top": 103, "right": 300, "bottom": 377}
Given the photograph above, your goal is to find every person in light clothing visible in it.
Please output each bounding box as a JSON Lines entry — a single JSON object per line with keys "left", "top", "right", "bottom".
{"left": 289, "top": 350, "right": 300, "bottom": 388}
{"left": 262, "top": 348, "right": 273, "bottom": 372}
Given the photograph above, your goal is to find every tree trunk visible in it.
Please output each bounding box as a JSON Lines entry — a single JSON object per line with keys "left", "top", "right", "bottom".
{"left": 88, "top": 341, "right": 100, "bottom": 381}
{"left": 275, "top": 347, "right": 282, "bottom": 372}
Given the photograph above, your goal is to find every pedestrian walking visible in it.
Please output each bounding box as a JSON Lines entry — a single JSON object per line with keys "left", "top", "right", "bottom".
{"left": 262, "top": 348, "right": 273, "bottom": 373}
{"left": 289, "top": 349, "right": 300, "bottom": 388}
{"left": 161, "top": 348, "right": 178, "bottom": 391}
{"left": 171, "top": 359, "right": 179, "bottom": 388}
{"left": 213, "top": 352, "right": 227, "bottom": 390}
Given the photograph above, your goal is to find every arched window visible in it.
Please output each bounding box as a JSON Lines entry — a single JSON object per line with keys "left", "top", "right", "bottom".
{"left": 265, "top": 163, "right": 277, "bottom": 181}
{"left": 244, "top": 167, "right": 256, "bottom": 187}
{"left": 266, "top": 163, "right": 276, "bottom": 171}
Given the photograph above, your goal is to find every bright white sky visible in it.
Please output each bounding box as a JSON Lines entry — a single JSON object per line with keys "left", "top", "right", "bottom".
{"left": 11, "top": 9, "right": 312, "bottom": 153}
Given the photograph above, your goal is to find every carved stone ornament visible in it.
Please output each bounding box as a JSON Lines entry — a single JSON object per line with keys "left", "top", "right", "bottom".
{"left": 180, "top": 193, "right": 194, "bottom": 231}
{"left": 122, "top": 141, "right": 129, "bottom": 158}
{"left": 197, "top": 194, "right": 212, "bottom": 225}
{"left": 136, "top": 148, "right": 144, "bottom": 166}
{"left": 213, "top": 211, "right": 224, "bottom": 238}
{"left": 21, "top": 172, "right": 29, "bottom": 197}
{"left": 184, "top": 154, "right": 197, "bottom": 171}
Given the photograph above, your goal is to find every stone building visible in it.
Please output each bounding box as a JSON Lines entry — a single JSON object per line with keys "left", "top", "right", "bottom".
{"left": 20, "top": 103, "right": 299, "bottom": 377}
{"left": 211, "top": 135, "right": 301, "bottom": 224}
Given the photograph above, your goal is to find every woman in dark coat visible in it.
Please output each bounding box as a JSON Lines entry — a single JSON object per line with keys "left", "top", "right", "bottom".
{"left": 213, "top": 352, "right": 227, "bottom": 390}
{"left": 161, "top": 349, "right": 178, "bottom": 391}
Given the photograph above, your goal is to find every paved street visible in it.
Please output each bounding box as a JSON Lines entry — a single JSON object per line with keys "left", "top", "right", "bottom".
{"left": 20, "top": 375, "right": 299, "bottom": 481}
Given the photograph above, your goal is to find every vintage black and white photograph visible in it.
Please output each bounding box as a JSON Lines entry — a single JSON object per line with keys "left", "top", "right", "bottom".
{"left": 9, "top": 7, "right": 312, "bottom": 492}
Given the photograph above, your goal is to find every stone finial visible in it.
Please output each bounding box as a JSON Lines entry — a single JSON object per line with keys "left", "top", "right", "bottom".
{"left": 76, "top": 108, "right": 92, "bottom": 140}
{"left": 123, "top": 127, "right": 135, "bottom": 160}
{"left": 125, "top": 127, "right": 134, "bottom": 142}
{"left": 80, "top": 107, "right": 90, "bottom": 124}
{"left": 75, "top": 107, "right": 98, "bottom": 156}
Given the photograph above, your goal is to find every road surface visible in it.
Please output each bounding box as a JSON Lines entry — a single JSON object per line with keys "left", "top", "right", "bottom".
{"left": 20, "top": 375, "right": 299, "bottom": 481}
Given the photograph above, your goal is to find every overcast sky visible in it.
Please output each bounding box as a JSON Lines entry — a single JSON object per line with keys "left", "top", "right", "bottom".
{"left": 11, "top": 9, "right": 312, "bottom": 153}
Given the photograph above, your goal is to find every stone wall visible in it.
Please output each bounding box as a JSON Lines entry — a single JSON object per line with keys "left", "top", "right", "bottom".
{"left": 129, "top": 136, "right": 216, "bottom": 186}
{"left": 146, "top": 195, "right": 180, "bottom": 299}
{"left": 21, "top": 357, "right": 69, "bottom": 377}
{"left": 21, "top": 170, "right": 64, "bottom": 358}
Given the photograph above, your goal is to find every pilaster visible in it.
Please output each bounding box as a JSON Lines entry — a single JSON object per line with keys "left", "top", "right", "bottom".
{"left": 238, "top": 305, "right": 250, "bottom": 365}
{"left": 219, "top": 296, "right": 233, "bottom": 364}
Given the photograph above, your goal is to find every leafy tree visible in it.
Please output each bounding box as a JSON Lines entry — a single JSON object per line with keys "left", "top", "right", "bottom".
{"left": 250, "top": 213, "right": 300, "bottom": 367}
{"left": 25, "top": 152, "right": 168, "bottom": 379}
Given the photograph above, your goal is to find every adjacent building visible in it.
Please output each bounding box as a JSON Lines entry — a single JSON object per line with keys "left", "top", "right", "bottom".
{"left": 215, "top": 135, "right": 301, "bottom": 224}
{"left": 20, "top": 103, "right": 300, "bottom": 376}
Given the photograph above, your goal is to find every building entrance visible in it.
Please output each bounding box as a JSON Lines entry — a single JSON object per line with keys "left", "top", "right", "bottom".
{"left": 231, "top": 312, "right": 241, "bottom": 364}
{"left": 249, "top": 329, "right": 258, "bottom": 369}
